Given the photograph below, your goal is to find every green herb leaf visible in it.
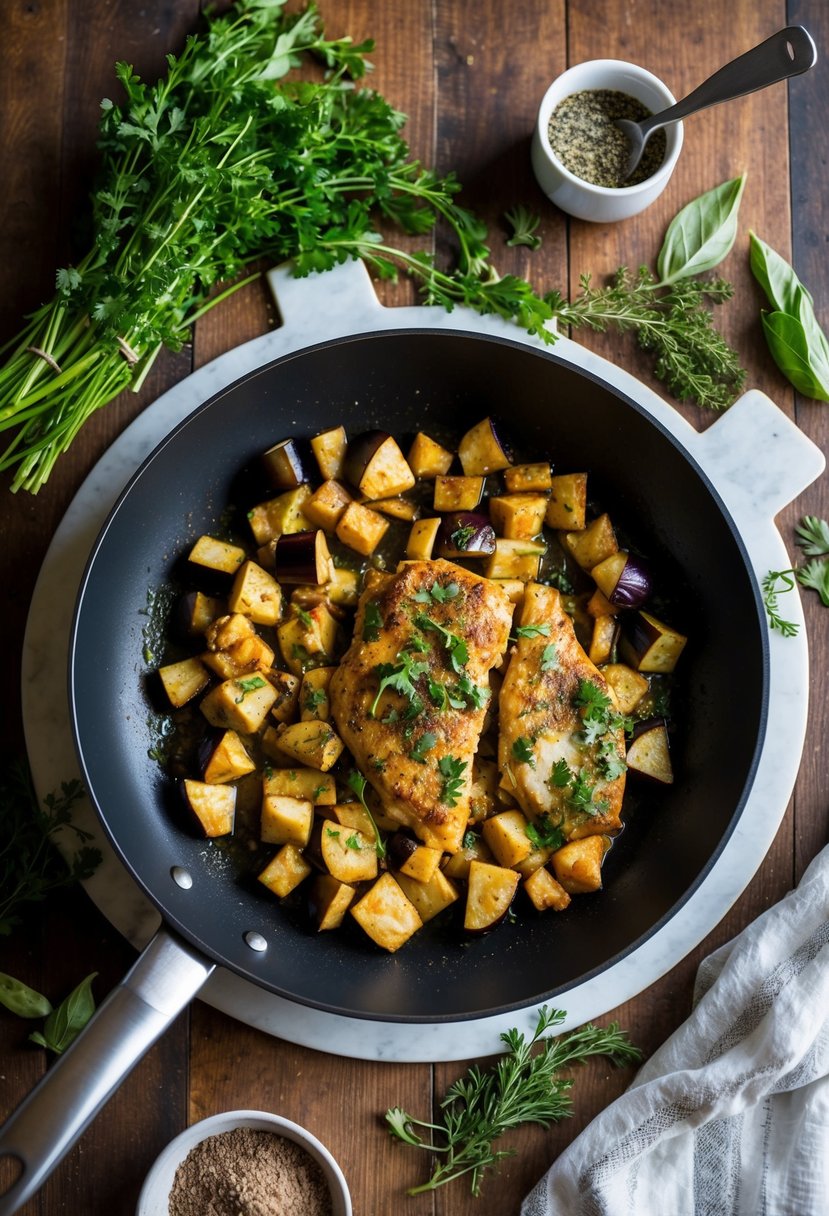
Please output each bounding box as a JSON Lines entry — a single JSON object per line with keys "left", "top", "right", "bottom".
{"left": 514, "top": 623, "right": 551, "bottom": 639}
{"left": 511, "top": 736, "right": 536, "bottom": 767}
{"left": 796, "top": 558, "right": 829, "bottom": 607}
{"left": 749, "top": 230, "right": 811, "bottom": 316}
{"left": 414, "top": 613, "right": 469, "bottom": 674}
{"left": 414, "top": 581, "right": 461, "bottom": 604}
{"left": 438, "top": 755, "right": 466, "bottom": 807}
{"left": 656, "top": 175, "right": 745, "bottom": 285}
{"left": 759, "top": 309, "right": 829, "bottom": 402}
{"left": 548, "top": 758, "right": 572, "bottom": 788}
{"left": 762, "top": 569, "right": 799, "bottom": 637}
{"left": 362, "top": 600, "right": 383, "bottom": 641}
{"left": 795, "top": 515, "right": 829, "bottom": 558}
{"left": 450, "top": 524, "right": 476, "bottom": 551}
{"left": 234, "top": 675, "right": 267, "bottom": 703}
{"left": 504, "top": 205, "right": 542, "bottom": 250}
{"left": 410, "top": 732, "right": 437, "bottom": 763}
{"left": 29, "top": 973, "right": 97, "bottom": 1055}
{"left": 0, "top": 973, "right": 53, "bottom": 1019}
{"left": 345, "top": 833, "right": 362, "bottom": 852}
{"left": 386, "top": 1005, "right": 640, "bottom": 1196}
{"left": 524, "top": 816, "right": 565, "bottom": 851}
{"left": 370, "top": 652, "right": 428, "bottom": 718}
{"left": 346, "top": 770, "right": 386, "bottom": 859}
{"left": 540, "top": 643, "right": 560, "bottom": 672}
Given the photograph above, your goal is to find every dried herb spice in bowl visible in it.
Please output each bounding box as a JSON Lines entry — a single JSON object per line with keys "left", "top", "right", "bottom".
{"left": 547, "top": 89, "right": 668, "bottom": 188}
{"left": 136, "top": 1110, "right": 351, "bottom": 1216}
{"left": 531, "top": 58, "right": 683, "bottom": 222}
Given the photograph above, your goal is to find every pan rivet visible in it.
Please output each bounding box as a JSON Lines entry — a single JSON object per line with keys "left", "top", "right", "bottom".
{"left": 171, "top": 866, "right": 193, "bottom": 890}
{"left": 244, "top": 931, "right": 268, "bottom": 952}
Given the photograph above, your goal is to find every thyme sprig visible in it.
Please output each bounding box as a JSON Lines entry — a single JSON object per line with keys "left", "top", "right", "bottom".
{"left": 386, "top": 1005, "right": 641, "bottom": 1196}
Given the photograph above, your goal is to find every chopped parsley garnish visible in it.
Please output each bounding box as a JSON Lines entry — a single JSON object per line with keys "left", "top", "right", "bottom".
{"left": 297, "top": 607, "right": 314, "bottom": 628}
{"left": 346, "top": 770, "right": 386, "bottom": 859}
{"left": 312, "top": 783, "right": 328, "bottom": 800}
{"left": 362, "top": 600, "right": 383, "bottom": 642}
{"left": 438, "top": 755, "right": 466, "bottom": 807}
{"left": 414, "top": 580, "right": 461, "bottom": 604}
{"left": 304, "top": 687, "right": 327, "bottom": 712}
{"left": 569, "top": 768, "right": 597, "bottom": 810}
{"left": 511, "top": 736, "right": 536, "bottom": 767}
{"left": 370, "top": 652, "right": 428, "bottom": 718}
{"left": 540, "top": 643, "right": 560, "bottom": 672}
{"left": 462, "top": 830, "right": 478, "bottom": 849}
{"left": 525, "top": 815, "right": 565, "bottom": 851}
{"left": 549, "top": 758, "right": 572, "bottom": 788}
{"left": 450, "top": 524, "right": 476, "bottom": 550}
{"left": 414, "top": 613, "right": 468, "bottom": 674}
{"left": 234, "top": 675, "right": 266, "bottom": 703}
{"left": 574, "top": 678, "right": 633, "bottom": 740}
{"left": 345, "top": 833, "right": 362, "bottom": 852}
{"left": 597, "top": 739, "right": 627, "bottom": 781}
{"left": 410, "top": 732, "right": 437, "bottom": 763}
{"left": 514, "top": 623, "right": 551, "bottom": 639}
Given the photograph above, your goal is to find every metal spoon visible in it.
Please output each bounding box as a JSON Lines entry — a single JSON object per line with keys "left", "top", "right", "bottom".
{"left": 617, "top": 26, "right": 817, "bottom": 180}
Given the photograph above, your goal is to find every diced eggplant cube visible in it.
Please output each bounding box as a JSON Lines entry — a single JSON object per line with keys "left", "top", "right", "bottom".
{"left": 188, "top": 535, "right": 247, "bottom": 575}
{"left": 523, "top": 866, "right": 572, "bottom": 912}
{"left": 457, "top": 417, "right": 510, "bottom": 476}
{"left": 275, "top": 529, "right": 332, "bottom": 586}
{"left": 588, "top": 614, "right": 619, "bottom": 665}
{"left": 483, "top": 537, "right": 545, "bottom": 582}
{"left": 182, "top": 779, "right": 236, "bottom": 837}
{"left": 275, "top": 720, "right": 344, "bottom": 771}
{"left": 308, "top": 874, "right": 357, "bottom": 931}
{"left": 200, "top": 729, "right": 256, "bottom": 784}
{"left": 331, "top": 802, "right": 377, "bottom": 838}
{"left": 311, "top": 426, "right": 347, "bottom": 481}
{"left": 264, "top": 768, "right": 336, "bottom": 805}
{"left": 627, "top": 719, "right": 674, "bottom": 784}
{"left": 335, "top": 501, "right": 389, "bottom": 556}
{"left": 267, "top": 670, "right": 301, "bottom": 722}
{"left": 395, "top": 868, "right": 459, "bottom": 923}
{"left": 561, "top": 513, "right": 618, "bottom": 570}
{"left": 321, "top": 823, "right": 378, "bottom": 883}
{"left": 344, "top": 431, "right": 416, "bottom": 500}
{"left": 623, "top": 611, "right": 687, "bottom": 673}
{"left": 407, "top": 432, "right": 454, "bottom": 479}
{"left": 261, "top": 436, "right": 310, "bottom": 490}
{"left": 248, "top": 485, "right": 313, "bottom": 546}
{"left": 178, "top": 591, "right": 224, "bottom": 636}
{"left": 405, "top": 517, "right": 441, "bottom": 561}
{"left": 441, "top": 834, "right": 494, "bottom": 880}
{"left": 371, "top": 497, "right": 419, "bottom": 522}
{"left": 228, "top": 560, "right": 283, "bottom": 626}
{"left": 258, "top": 843, "right": 312, "bottom": 899}
{"left": 260, "top": 794, "right": 314, "bottom": 846}
{"left": 435, "top": 511, "right": 495, "bottom": 558}
{"left": 326, "top": 567, "right": 359, "bottom": 607}
{"left": 433, "top": 475, "right": 484, "bottom": 512}
{"left": 159, "top": 657, "right": 210, "bottom": 708}
{"left": 504, "top": 462, "right": 552, "bottom": 493}
{"left": 350, "top": 873, "right": 423, "bottom": 952}
{"left": 299, "top": 666, "right": 335, "bottom": 721}
{"left": 464, "top": 860, "right": 520, "bottom": 933}
{"left": 602, "top": 663, "right": 649, "bottom": 714}
{"left": 200, "top": 676, "right": 278, "bottom": 734}
{"left": 489, "top": 493, "right": 549, "bottom": 540}
{"left": 304, "top": 480, "right": 353, "bottom": 531}
{"left": 545, "top": 473, "right": 588, "bottom": 530}
{"left": 481, "top": 809, "right": 533, "bottom": 868}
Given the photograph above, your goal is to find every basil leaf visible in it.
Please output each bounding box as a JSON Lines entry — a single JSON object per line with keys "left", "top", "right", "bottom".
{"left": 656, "top": 175, "right": 745, "bottom": 285}
{"left": 0, "top": 973, "right": 52, "bottom": 1019}
{"left": 760, "top": 310, "right": 829, "bottom": 402}
{"left": 749, "top": 231, "right": 811, "bottom": 315}
{"left": 29, "top": 972, "right": 97, "bottom": 1055}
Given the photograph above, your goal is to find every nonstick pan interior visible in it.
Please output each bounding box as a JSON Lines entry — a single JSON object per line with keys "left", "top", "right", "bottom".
{"left": 70, "top": 329, "right": 768, "bottom": 1021}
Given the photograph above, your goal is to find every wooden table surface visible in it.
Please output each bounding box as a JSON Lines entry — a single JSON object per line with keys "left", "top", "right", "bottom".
{"left": 2, "top": 2, "right": 827, "bottom": 1213}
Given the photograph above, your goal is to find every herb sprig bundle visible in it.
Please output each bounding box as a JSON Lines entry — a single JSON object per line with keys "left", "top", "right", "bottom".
{"left": 763, "top": 515, "right": 829, "bottom": 636}
{"left": 386, "top": 1005, "right": 641, "bottom": 1196}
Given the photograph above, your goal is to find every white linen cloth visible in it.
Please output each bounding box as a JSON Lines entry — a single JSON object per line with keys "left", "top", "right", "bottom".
{"left": 522, "top": 844, "right": 829, "bottom": 1216}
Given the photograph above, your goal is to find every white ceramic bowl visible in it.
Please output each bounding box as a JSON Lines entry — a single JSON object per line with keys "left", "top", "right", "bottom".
{"left": 531, "top": 58, "right": 683, "bottom": 222}
{"left": 136, "top": 1109, "right": 352, "bottom": 1215}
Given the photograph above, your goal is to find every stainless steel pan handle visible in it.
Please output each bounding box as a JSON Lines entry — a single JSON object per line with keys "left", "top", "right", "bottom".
{"left": 0, "top": 929, "right": 213, "bottom": 1215}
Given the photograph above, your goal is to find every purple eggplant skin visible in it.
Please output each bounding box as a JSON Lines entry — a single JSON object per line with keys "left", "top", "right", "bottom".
{"left": 609, "top": 554, "right": 652, "bottom": 609}
{"left": 342, "top": 430, "right": 390, "bottom": 490}
{"left": 435, "top": 511, "right": 496, "bottom": 558}
{"left": 261, "top": 437, "right": 311, "bottom": 489}
{"left": 626, "top": 716, "right": 674, "bottom": 785}
{"left": 387, "top": 830, "right": 420, "bottom": 871}
{"left": 274, "top": 529, "right": 329, "bottom": 585}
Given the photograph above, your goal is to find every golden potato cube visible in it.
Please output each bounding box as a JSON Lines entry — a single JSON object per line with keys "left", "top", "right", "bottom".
{"left": 228, "top": 560, "right": 283, "bottom": 626}
{"left": 321, "top": 823, "right": 378, "bottom": 884}
{"left": 309, "top": 874, "right": 356, "bottom": 930}
{"left": 588, "top": 615, "right": 619, "bottom": 666}
{"left": 395, "top": 868, "right": 459, "bottom": 923}
{"left": 457, "top": 417, "right": 510, "bottom": 475}
{"left": 179, "top": 591, "right": 224, "bottom": 635}
{"left": 398, "top": 844, "right": 443, "bottom": 884}
{"left": 523, "top": 866, "right": 572, "bottom": 912}
{"left": 489, "top": 493, "right": 549, "bottom": 540}
{"left": 260, "top": 794, "right": 313, "bottom": 846}
{"left": 504, "top": 462, "right": 552, "bottom": 493}
{"left": 304, "top": 479, "right": 353, "bottom": 531}
{"left": 550, "top": 835, "right": 606, "bottom": 894}
{"left": 158, "top": 657, "right": 210, "bottom": 708}
{"left": 335, "top": 501, "right": 390, "bottom": 556}
{"left": 200, "top": 676, "right": 278, "bottom": 733}
{"left": 332, "top": 802, "right": 377, "bottom": 838}
{"left": 205, "top": 612, "right": 255, "bottom": 651}
{"left": 545, "top": 473, "right": 588, "bottom": 530}
{"left": 248, "top": 485, "right": 313, "bottom": 546}
{"left": 484, "top": 537, "right": 545, "bottom": 582}
{"left": 433, "top": 475, "right": 484, "bottom": 512}
{"left": 464, "top": 861, "right": 520, "bottom": 932}
{"left": 481, "top": 809, "right": 533, "bottom": 868}
{"left": 407, "top": 431, "right": 454, "bottom": 479}
{"left": 350, "top": 873, "right": 423, "bottom": 952}
{"left": 203, "top": 633, "right": 275, "bottom": 680}
{"left": 299, "top": 666, "right": 335, "bottom": 721}
{"left": 326, "top": 567, "right": 359, "bottom": 607}
{"left": 441, "top": 834, "right": 493, "bottom": 880}
{"left": 311, "top": 426, "right": 347, "bottom": 481}
{"left": 267, "top": 669, "right": 301, "bottom": 722}
{"left": 602, "top": 663, "right": 649, "bottom": 714}
{"left": 561, "top": 513, "right": 618, "bottom": 570}
{"left": 276, "top": 720, "right": 344, "bottom": 771}
{"left": 182, "top": 779, "right": 236, "bottom": 837}
{"left": 202, "top": 730, "right": 255, "bottom": 784}
{"left": 277, "top": 604, "right": 339, "bottom": 674}
{"left": 405, "top": 517, "right": 441, "bottom": 561}
{"left": 264, "top": 768, "right": 336, "bottom": 804}
{"left": 468, "top": 758, "right": 500, "bottom": 824}
{"left": 188, "top": 535, "right": 247, "bottom": 574}
{"left": 587, "top": 587, "right": 620, "bottom": 618}
{"left": 372, "top": 497, "right": 419, "bottom": 522}
{"left": 258, "top": 843, "right": 312, "bottom": 899}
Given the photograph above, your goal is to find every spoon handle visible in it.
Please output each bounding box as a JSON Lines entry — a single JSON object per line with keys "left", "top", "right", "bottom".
{"left": 639, "top": 26, "right": 817, "bottom": 137}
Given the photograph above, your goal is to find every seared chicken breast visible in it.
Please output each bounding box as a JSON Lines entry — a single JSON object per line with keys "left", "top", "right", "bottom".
{"left": 329, "top": 560, "right": 513, "bottom": 852}
{"left": 498, "top": 583, "right": 626, "bottom": 840}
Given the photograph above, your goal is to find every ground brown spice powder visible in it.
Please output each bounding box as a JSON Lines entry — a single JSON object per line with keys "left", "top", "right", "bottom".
{"left": 168, "top": 1126, "right": 334, "bottom": 1216}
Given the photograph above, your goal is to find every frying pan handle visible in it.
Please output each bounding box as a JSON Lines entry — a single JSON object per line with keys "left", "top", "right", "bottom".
{"left": 0, "top": 929, "right": 213, "bottom": 1215}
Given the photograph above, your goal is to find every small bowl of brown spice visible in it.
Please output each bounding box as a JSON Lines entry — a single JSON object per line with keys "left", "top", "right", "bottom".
{"left": 531, "top": 58, "right": 683, "bottom": 222}
{"left": 136, "top": 1109, "right": 351, "bottom": 1216}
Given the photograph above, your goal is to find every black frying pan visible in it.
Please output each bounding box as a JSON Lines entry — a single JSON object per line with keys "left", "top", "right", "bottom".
{"left": 0, "top": 328, "right": 767, "bottom": 1212}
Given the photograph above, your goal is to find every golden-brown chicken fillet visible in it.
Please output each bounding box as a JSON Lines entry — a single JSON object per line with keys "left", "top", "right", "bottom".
{"left": 329, "top": 560, "right": 513, "bottom": 852}
{"left": 498, "top": 583, "right": 626, "bottom": 840}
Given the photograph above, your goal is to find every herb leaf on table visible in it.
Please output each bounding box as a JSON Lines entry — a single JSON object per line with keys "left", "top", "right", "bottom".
{"left": 386, "top": 1005, "right": 641, "bottom": 1196}
{"left": 749, "top": 232, "right": 829, "bottom": 402}
{"left": 762, "top": 514, "right": 829, "bottom": 635}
